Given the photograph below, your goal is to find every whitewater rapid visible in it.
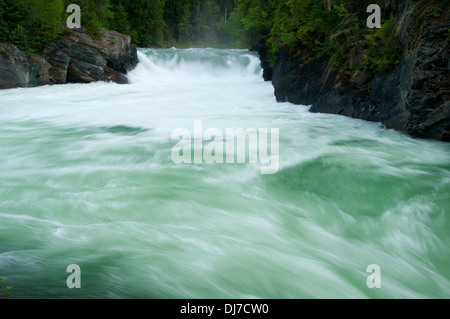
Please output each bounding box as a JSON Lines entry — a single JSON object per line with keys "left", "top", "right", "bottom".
{"left": 0, "top": 48, "right": 448, "bottom": 299}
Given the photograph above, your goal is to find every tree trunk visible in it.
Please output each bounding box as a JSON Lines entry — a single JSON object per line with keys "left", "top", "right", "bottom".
{"left": 327, "top": 0, "right": 332, "bottom": 11}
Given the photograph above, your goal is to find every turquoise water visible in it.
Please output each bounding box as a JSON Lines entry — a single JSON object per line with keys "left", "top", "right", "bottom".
{"left": 0, "top": 48, "right": 449, "bottom": 299}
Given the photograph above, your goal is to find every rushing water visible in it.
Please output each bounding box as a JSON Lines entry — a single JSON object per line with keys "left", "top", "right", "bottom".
{"left": 0, "top": 48, "right": 449, "bottom": 299}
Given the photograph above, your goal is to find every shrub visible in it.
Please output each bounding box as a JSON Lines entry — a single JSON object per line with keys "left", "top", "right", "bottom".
{"left": 364, "top": 18, "right": 402, "bottom": 72}
{"left": 0, "top": 278, "right": 13, "bottom": 297}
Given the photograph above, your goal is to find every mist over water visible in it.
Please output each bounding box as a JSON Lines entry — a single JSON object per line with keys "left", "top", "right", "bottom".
{"left": 0, "top": 48, "right": 449, "bottom": 299}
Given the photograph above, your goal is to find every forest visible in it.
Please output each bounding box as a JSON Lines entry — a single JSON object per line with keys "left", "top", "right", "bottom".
{"left": 0, "top": 0, "right": 417, "bottom": 73}
{"left": 0, "top": 0, "right": 247, "bottom": 50}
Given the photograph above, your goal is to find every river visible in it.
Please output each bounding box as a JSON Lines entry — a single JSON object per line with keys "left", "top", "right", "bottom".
{"left": 0, "top": 48, "right": 449, "bottom": 298}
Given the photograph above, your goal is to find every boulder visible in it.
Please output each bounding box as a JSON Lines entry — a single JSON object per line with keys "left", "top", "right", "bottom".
{"left": 0, "top": 44, "right": 51, "bottom": 89}
{"left": 0, "top": 29, "right": 139, "bottom": 90}
{"left": 46, "top": 29, "right": 139, "bottom": 85}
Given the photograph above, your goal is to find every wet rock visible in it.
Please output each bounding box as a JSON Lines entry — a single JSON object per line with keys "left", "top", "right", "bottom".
{"left": 258, "top": 0, "right": 449, "bottom": 141}
{"left": 46, "top": 29, "right": 139, "bottom": 84}
{"left": 0, "top": 44, "right": 51, "bottom": 89}
{"left": 0, "top": 29, "right": 139, "bottom": 90}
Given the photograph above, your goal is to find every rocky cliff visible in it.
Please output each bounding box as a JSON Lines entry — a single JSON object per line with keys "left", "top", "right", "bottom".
{"left": 258, "top": 0, "right": 449, "bottom": 141}
{"left": 0, "top": 29, "right": 138, "bottom": 90}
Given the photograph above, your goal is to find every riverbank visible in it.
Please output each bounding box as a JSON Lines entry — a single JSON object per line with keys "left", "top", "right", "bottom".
{"left": 255, "top": 1, "right": 449, "bottom": 142}
{"left": 0, "top": 29, "right": 138, "bottom": 89}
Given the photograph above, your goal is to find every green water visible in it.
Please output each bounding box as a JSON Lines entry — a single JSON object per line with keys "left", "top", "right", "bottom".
{"left": 0, "top": 48, "right": 449, "bottom": 299}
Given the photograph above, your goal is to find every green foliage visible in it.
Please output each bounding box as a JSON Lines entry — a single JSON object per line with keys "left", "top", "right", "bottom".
{"left": 1, "top": 0, "right": 25, "bottom": 44}
{"left": 189, "top": 0, "right": 222, "bottom": 45}
{"left": 236, "top": 0, "right": 403, "bottom": 75}
{"left": 10, "top": 24, "right": 28, "bottom": 51}
{"left": 0, "top": 0, "right": 65, "bottom": 52}
{"left": 0, "top": 278, "right": 13, "bottom": 297}
{"left": 424, "top": 5, "right": 442, "bottom": 18}
{"left": 24, "top": 0, "right": 66, "bottom": 49}
{"left": 0, "top": 0, "right": 249, "bottom": 50}
{"left": 164, "top": 0, "right": 191, "bottom": 44}
{"left": 81, "top": 0, "right": 102, "bottom": 40}
{"left": 0, "top": 0, "right": 404, "bottom": 75}
{"left": 237, "top": 0, "right": 342, "bottom": 54}
{"left": 239, "top": 0, "right": 274, "bottom": 39}
{"left": 364, "top": 18, "right": 402, "bottom": 72}
{"left": 123, "top": 0, "right": 165, "bottom": 47}
{"left": 217, "top": 9, "right": 250, "bottom": 48}
{"left": 290, "top": 0, "right": 340, "bottom": 49}
{"left": 411, "top": 0, "right": 449, "bottom": 30}
{"left": 267, "top": 1, "right": 297, "bottom": 52}
{"left": 67, "top": 0, "right": 106, "bottom": 40}
{"left": 352, "top": 61, "right": 365, "bottom": 71}
{"left": 329, "top": 4, "right": 360, "bottom": 71}
{"left": 0, "top": 0, "right": 9, "bottom": 42}
{"left": 122, "top": 0, "right": 250, "bottom": 48}
{"left": 108, "top": 3, "right": 130, "bottom": 35}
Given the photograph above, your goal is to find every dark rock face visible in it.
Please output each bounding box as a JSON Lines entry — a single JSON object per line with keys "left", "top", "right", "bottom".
{"left": 66, "top": 42, "right": 107, "bottom": 83}
{"left": 100, "top": 30, "right": 139, "bottom": 74}
{"left": 0, "top": 29, "right": 138, "bottom": 90}
{"left": 259, "top": 1, "right": 449, "bottom": 141}
{"left": 46, "top": 29, "right": 138, "bottom": 85}
{"left": 252, "top": 39, "right": 273, "bottom": 82}
{"left": 45, "top": 38, "right": 71, "bottom": 84}
{"left": 0, "top": 44, "right": 51, "bottom": 89}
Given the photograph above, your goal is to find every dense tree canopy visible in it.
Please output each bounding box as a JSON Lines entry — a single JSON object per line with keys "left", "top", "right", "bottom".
{"left": 0, "top": 0, "right": 244, "bottom": 49}
{"left": 0, "top": 0, "right": 410, "bottom": 72}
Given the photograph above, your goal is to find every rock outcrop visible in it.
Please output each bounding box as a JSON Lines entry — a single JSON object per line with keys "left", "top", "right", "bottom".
{"left": 258, "top": 1, "right": 449, "bottom": 141}
{"left": 46, "top": 29, "right": 138, "bottom": 85}
{"left": 0, "top": 44, "right": 51, "bottom": 89}
{"left": 0, "top": 29, "right": 138, "bottom": 89}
